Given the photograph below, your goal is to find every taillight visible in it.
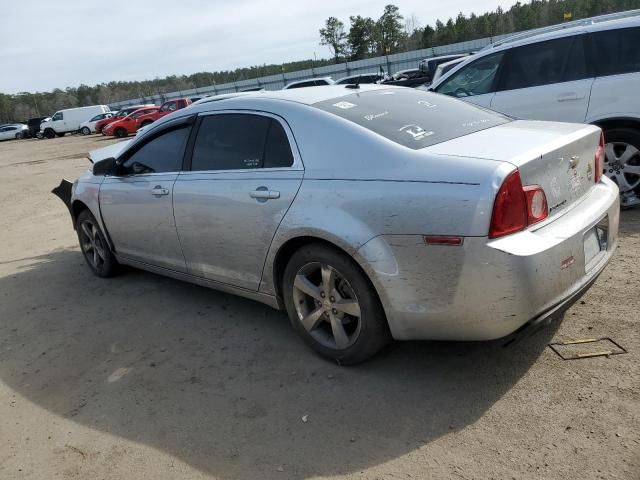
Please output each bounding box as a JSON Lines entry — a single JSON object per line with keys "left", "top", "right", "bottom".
{"left": 489, "top": 170, "right": 549, "bottom": 239}
{"left": 595, "top": 131, "right": 605, "bottom": 183}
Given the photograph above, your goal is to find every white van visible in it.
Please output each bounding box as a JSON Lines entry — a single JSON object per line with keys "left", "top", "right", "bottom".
{"left": 430, "top": 11, "right": 640, "bottom": 207}
{"left": 40, "top": 105, "right": 110, "bottom": 139}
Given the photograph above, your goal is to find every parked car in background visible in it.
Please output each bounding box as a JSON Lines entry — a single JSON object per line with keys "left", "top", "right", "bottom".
{"left": 103, "top": 106, "right": 160, "bottom": 137}
{"left": 430, "top": 56, "right": 471, "bottom": 84}
{"left": 95, "top": 105, "right": 155, "bottom": 134}
{"left": 335, "top": 73, "right": 384, "bottom": 85}
{"left": 430, "top": 13, "right": 640, "bottom": 207}
{"left": 134, "top": 98, "right": 191, "bottom": 129}
{"left": 418, "top": 54, "right": 470, "bottom": 84}
{"left": 40, "top": 105, "right": 110, "bottom": 139}
{"left": 0, "top": 124, "right": 28, "bottom": 141}
{"left": 26, "top": 117, "right": 48, "bottom": 138}
{"left": 54, "top": 85, "right": 618, "bottom": 364}
{"left": 283, "top": 77, "right": 335, "bottom": 89}
{"left": 79, "top": 112, "right": 114, "bottom": 135}
{"left": 381, "top": 68, "right": 431, "bottom": 87}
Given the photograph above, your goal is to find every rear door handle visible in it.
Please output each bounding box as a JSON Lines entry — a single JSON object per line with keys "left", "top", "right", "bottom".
{"left": 250, "top": 187, "right": 280, "bottom": 201}
{"left": 151, "top": 185, "right": 170, "bottom": 196}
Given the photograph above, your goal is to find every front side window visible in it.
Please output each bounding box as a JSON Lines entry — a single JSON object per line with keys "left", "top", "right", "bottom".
{"left": 593, "top": 27, "right": 640, "bottom": 76}
{"left": 436, "top": 52, "right": 504, "bottom": 97}
{"left": 120, "top": 126, "right": 190, "bottom": 175}
{"left": 52, "top": 112, "right": 63, "bottom": 121}
{"left": 190, "top": 114, "right": 294, "bottom": 171}
{"left": 499, "top": 36, "right": 578, "bottom": 91}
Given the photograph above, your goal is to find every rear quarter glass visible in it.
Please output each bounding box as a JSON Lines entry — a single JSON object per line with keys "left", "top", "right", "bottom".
{"left": 313, "top": 88, "right": 511, "bottom": 149}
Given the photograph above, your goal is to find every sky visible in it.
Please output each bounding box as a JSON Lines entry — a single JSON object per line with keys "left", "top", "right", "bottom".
{"left": 0, "top": 0, "right": 518, "bottom": 94}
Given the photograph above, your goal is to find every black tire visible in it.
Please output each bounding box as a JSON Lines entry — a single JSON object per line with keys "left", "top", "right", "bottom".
{"left": 44, "top": 128, "right": 55, "bottom": 139}
{"left": 15, "top": 132, "right": 23, "bottom": 140}
{"left": 282, "top": 243, "right": 391, "bottom": 365}
{"left": 140, "top": 120, "right": 153, "bottom": 128}
{"left": 115, "top": 127, "right": 127, "bottom": 138}
{"left": 603, "top": 127, "right": 640, "bottom": 195}
{"left": 81, "top": 126, "right": 91, "bottom": 135}
{"left": 76, "top": 209, "right": 118, "bottom": 278}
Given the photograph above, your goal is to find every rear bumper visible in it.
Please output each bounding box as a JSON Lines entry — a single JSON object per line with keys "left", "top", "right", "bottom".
{"left": 358, "top": 177, "right": 620, "bottom": 341}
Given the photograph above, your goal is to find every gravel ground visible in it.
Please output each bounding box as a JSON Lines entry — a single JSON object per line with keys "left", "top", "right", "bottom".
{"left": 0, "top": 135, "right": 638, "bottom": 480}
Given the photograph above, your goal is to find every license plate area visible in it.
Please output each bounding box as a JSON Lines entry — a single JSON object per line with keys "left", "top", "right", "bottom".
{"left": 583, "top": 216, "right": 608, "bottom": 272}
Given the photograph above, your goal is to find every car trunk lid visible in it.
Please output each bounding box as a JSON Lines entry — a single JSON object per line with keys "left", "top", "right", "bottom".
{"left": 423, "top": 120, "right": 602, "bottom": 219}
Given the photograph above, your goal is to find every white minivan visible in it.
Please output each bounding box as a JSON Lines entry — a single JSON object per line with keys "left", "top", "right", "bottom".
{"left": 430, "top": 12, "right": 640, "bottom": 207}
{"left": 40, "top": 105, "right": 110, "bottom": 139}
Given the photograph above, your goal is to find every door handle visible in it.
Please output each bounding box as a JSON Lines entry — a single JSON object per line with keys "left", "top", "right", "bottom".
{"left": 151, "top": 185, "right": 169, "bottom": 196}
{"left": 556, "top": 92, "right": 579, "bottom": 102}
{"left": 250, "top": 187, "right": 280, "bottom": 201}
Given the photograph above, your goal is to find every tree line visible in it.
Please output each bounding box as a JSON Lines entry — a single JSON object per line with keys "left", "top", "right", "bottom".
{"left": 1, "top": 0, "right": 638, "bottom": 123}
{"left": 320, "top": 0, "right": 640, "bottom": 61}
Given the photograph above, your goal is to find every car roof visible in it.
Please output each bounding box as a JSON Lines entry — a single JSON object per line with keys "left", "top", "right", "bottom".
{"left": 430, "top": 11, "right": 640, "bottom": 89}
{"left": 485, "top": 10, "right": 640, "bottom": 51}
{"left": 190, "top": 84, "right": 401, "bottom": 108}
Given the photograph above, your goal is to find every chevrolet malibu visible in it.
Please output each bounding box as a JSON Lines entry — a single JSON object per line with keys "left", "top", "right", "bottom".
{"left": 53, "top": 85, "right": 619, "bottom": 364}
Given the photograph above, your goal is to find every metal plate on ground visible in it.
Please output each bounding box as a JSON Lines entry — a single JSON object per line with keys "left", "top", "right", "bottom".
{"left": 548, "top": 337, "right": 627, "bottom": 360}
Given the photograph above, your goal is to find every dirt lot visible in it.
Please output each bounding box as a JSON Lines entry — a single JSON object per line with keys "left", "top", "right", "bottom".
{"left": 0, "top": 135, "right": 638, "bottom": 480}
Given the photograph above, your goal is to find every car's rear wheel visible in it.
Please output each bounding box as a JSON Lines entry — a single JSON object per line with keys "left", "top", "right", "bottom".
{"left": 81, "top": 126, "right": 91, "bottom": 135}
{"left": 140, "top": 120, "right": 153, "bottom": 128}
{"left": 15, "top": 132, "right": 23, "bottom": 139}
{"left": 115, "top": 127, "right": 127, "bottom": 138}
{"left": 76, "top": 209, "right": 117, "bottom": 278}
{"left": 282, "top": 243, "right": 390, "bottom": 364}
{"left": 603, "top": 128, "right": 640, "bottom": 200}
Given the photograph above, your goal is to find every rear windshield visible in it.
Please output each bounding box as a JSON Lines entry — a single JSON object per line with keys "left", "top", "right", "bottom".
{"left": 313, "top": 88, "right": 510, "bottom": 149}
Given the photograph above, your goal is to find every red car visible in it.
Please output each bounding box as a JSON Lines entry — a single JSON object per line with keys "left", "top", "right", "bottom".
{"left": 96, "top": 104, "right": 155, "bottom": 134}
{"left": 135, "top": 98, "right": 191, "bottom": 128}
{"left": 103, "top": 106, "right": 160, "bottom": 138}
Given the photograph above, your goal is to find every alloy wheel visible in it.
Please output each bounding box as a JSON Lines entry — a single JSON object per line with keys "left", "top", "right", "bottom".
{"left": 604, "top": 141, "right": 640, "bottom": 192}
{"left": 79, "top": 220, "right": 106, "bottom": 270}
{"left": 292, "top": 262, "right": 362, "bottom": 350}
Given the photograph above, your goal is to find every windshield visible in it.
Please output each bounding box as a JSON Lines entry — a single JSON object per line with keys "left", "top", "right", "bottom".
{"left": 313, "top": 88, "right": 510, "bottom": 150}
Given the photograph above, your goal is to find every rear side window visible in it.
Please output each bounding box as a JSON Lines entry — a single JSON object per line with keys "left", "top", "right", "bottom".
{"left": 314, "top": 88, "right": 510, "bottom": 150}
{"left": 499, "top": 36, "right": 583, "bottom": 90}
{"left": 120, "top": 126, "right": 190, "bottom": 175}
{"left": 191, "top": 114, "right": 294, "bottom": 170}
{"left": 593, "top": 27, "right": 640, "bottom": 76}
{"left": 264, "top": 121, "right": 294, "bottom": 168}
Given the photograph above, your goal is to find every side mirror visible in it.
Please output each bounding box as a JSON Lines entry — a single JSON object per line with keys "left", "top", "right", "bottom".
{"left": 93, "top": 157, "right": 118, "bottom": 176}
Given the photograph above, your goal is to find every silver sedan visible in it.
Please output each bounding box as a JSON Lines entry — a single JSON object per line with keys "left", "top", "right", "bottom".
{"left": 54, "top": 85, "right": 619, "bottom": 364}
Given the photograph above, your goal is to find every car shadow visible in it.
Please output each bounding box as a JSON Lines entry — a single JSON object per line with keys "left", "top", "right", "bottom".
{"left": 0, "top": 249, "right": 558, "bottom": 479}
{"left": 620, "top": 207, "right": 640, "bottom": 236}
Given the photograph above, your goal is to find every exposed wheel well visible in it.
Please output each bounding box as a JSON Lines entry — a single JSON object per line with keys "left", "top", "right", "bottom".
{"left": 71, "top": 200, "right": 89, "bottom": 227}
{"left": 592, "top": 118, "right": 640, "bottom": 134}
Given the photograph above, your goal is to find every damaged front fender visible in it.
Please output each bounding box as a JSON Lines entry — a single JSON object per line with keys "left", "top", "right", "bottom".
{"left": 51, "top": 179, "right": 75, "bottom": 227}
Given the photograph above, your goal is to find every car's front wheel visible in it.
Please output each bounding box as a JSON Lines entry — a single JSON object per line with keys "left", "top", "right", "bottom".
{"left": 283, "top": 243, "right": 390, "bottom": 364}
{"left": 76, "top": 209, "right": 118, "bottom": 277}
{"left": 81, "top": 126, "right": 91, "bottom": 135}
